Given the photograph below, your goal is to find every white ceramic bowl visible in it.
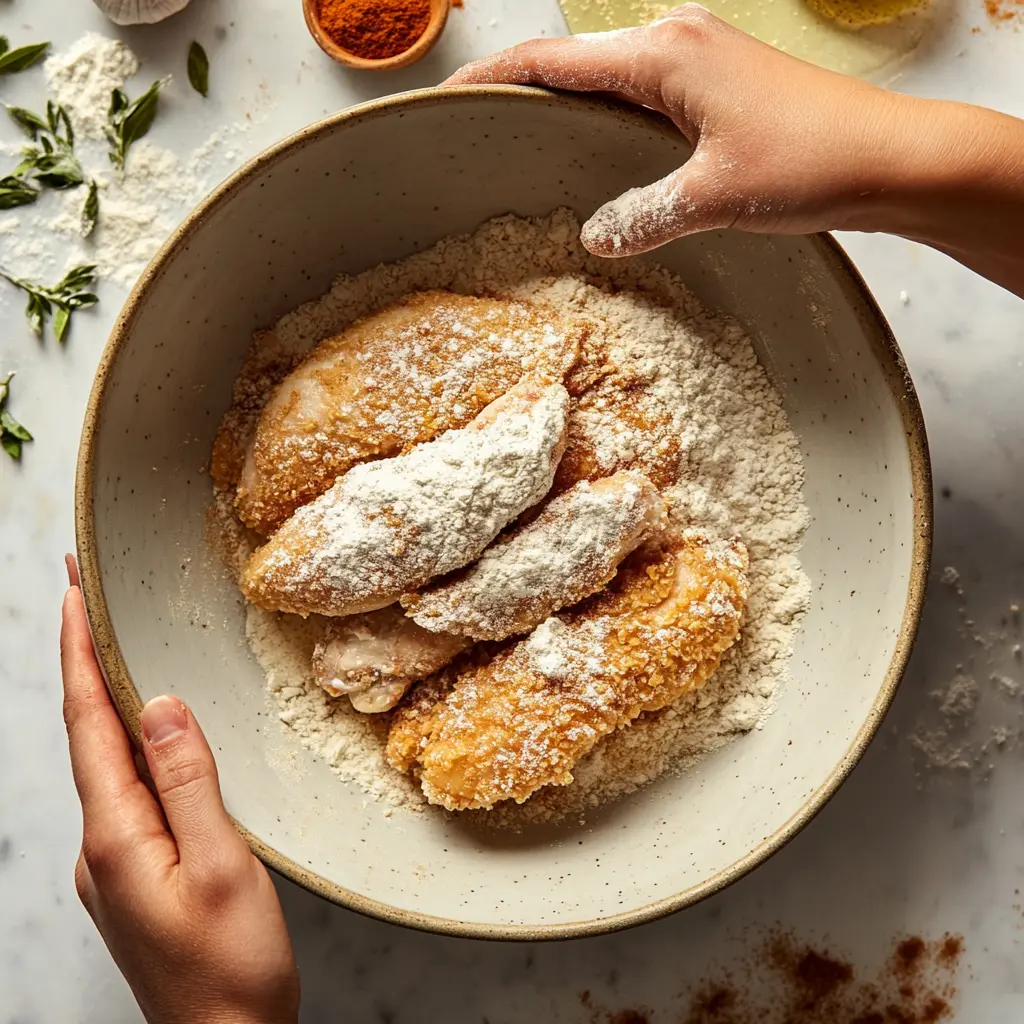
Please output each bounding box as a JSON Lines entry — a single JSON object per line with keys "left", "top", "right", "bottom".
{"left": 76, "top": 88, "right": 931, "bottom": 939}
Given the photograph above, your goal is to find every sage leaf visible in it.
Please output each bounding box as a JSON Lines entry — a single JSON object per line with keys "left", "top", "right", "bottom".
{"left": 82, "top": 180, "right": 99, "bottom": 238}
{"left": 0, "top": 42, "right": 50, "bottom": 75}
{"left": 0, "top": 175, "right": 39, "bottom": 210}
{"left": 188, "top": 41, "right": 209, "bottom": 97}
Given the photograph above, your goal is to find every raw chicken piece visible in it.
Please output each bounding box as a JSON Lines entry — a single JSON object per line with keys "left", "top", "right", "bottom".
{"left": 387, "top": 531, "right": 748, "bottom": 810}
{"left": 241, "top": 379, "right": 570, "bottom": 617}
{"left": 224, "top": 291, "right": 584, "bottom": 535}
{"left": 312, "top": 607, "right": 469, "bottom": 714}
{"left": 405, "top": 471, "right": 666, "bottom": 641}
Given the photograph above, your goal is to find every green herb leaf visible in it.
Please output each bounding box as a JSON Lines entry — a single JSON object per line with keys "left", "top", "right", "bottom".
{"left": 187, "top": 41, "right": 209, "bottom": 98}
{"left": 0, "top": 42, "right": 50, "bottom": 75}
{"left": 31, "top": 151, "right": 85, "bottom": 190}
{"left": 82, "top": 180, "right": 99, "bottom": 238}
{"left": 6, "top": 105, "right": 49, "bottom": 139}
{"left": 0, "top": 409, "right": 32, "bottom": 442}
{"left": 0, "top": 373, "right": 33, "bottom": 461}
{"left": 0, "top": 38, "right": 8, "bottom": 58}
{"left": 1, "top": 265, "right": 98, "bottom": 340}
{"left": 52, "top": 304, "right": 70, "bottom": 343}
{"left": 57, "top": 264, "right": 99, "bottom": 292}
{"left": 109, "top": 88, "right": 128, "bottom": 119}
{"left": 107, "top": 77, "right": 171, "bottom": 171}
{"left": 25, "top": 292, "right": 50, "bottom": 335}
{"left": 31, "top": 154, "right": 82, "bottom": 190}
{"left": 6, "top": 104, "right": 87, "bottom": 193}
{"left": 0, "top": 175, "right": 39, "bottom": 210}
{"left": 59, "top": 105, "right": 75, "bottom": 149}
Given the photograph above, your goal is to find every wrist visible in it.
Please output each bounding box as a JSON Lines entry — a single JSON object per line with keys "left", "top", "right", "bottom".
{"left": 203, "top": 1013, "right": 296, "bottom": 1024}
{"left": 840, "top": 95, "right": 1024, "bottom": 245}
{"left": 150, "top": 1006, "right": 297, "bottom": 1024}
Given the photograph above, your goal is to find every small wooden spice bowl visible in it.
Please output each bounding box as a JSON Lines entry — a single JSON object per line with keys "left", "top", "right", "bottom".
{"left": 303, "top": 0, "right": 450, "bottom": 71}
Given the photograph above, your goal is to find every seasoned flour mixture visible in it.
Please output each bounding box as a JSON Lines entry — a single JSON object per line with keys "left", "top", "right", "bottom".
{"left": 224, "top": 209, "right": 811, "bottom": 824}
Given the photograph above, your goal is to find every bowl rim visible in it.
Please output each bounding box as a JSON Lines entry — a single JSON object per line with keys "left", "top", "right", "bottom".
{"left": 75, "top": 85, "right": 933, "bottom": 942}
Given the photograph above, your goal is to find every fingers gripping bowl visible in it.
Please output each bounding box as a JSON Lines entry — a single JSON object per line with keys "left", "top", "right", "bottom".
{"left": 76, "top": 88, "right": 931, "bottom": 939}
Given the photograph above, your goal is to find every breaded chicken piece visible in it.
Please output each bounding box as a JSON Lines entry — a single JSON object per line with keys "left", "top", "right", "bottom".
{"left": 387, "top": 531, "right": 748, "bottom": 810}
{"left": 405, "top": 471, "right": 666, "bottom": 642}
{"left": 553, "top": 375, "right": 684, "bottom": 494}
{"left": 226, "top": 291, "right": 584, "bottom": 535}
{"left": 312, "top": 607, "right": 470, "bottom": 714}
{"left": 241, "top": 379, "right": 570, "bottom": 617}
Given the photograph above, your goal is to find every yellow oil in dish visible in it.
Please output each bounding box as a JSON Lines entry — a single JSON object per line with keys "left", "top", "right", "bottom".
{"left": 559, "top": 0, "right": 947, "bottom": 78}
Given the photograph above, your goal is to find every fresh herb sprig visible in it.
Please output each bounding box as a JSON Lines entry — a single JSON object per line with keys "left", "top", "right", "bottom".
{"left": 0, "top": 40, "right": 49, "bottom": 75}
{"left": 6, "top": 102, "right": 99, "bottom": 235}
{"left": 1, "top": 265, "right": 99, "bottom": 342}
{"left": 107, "top": 77, "right": 171, "bottom": 172}
{"left": 81, "top": 179, "right": 99, "bottom": 238}
{"left": 188, "top": 42, "right": 209, "bottom": 98}
{"left": 0, "top": 373, "right": 33, "bottom": 461}
{"left": 8, "top": 101, "right": 86, "bottom": 189}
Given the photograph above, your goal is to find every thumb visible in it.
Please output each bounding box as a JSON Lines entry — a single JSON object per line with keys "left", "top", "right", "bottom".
{"left": 140, "top": 695, "right": 241, "bottom": 862}
{"left": 580, "top": 150, "right": 739, "bottom": 258}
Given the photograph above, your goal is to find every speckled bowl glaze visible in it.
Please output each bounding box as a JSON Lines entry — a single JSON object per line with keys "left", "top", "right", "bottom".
{"left": 76, "top": 88, "right": 931, "bottom": 940}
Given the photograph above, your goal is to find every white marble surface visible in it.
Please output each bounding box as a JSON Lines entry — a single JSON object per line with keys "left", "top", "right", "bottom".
{"left": 2, "top": 1, "right": 1024, "bottom": 1021}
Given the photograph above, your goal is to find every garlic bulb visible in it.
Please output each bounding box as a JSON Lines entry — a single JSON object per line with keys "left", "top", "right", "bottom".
{"left": 91, "top": 0, "right": 191, "bottom": 25}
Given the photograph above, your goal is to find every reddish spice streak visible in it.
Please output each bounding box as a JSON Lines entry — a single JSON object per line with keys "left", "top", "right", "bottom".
{"left": 984, "top": 0, "right": 1024, "bottom": 21}
{"left": 938, "top": 934, "right": 963, "bottom": 966}
{"left": 674, "top": 931, "right": 963, "bottom": 1023}
{"left": 316, "top": 0, "right": 432, "bottom": 60}
{"left": 795, "top": 950, "right": 854, "bottom": 1005}
{"left": 897, "top": 937, "right": 927, "bottom": 968}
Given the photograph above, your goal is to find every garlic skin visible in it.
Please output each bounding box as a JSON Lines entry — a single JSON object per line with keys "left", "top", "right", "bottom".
{"left": 91, "top": 0, "right": 191, "bottom": 25}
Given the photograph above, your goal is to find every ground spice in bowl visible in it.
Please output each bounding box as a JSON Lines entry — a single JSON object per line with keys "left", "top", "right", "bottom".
{"left": 317, "top": 0, "right": 433, "bottom": 60}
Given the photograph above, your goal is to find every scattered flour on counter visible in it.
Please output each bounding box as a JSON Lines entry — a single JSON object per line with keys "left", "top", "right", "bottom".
{"left": 42, "top": 140, "right": 208, "bottom": 288}
{"left": 1, "top": 34, "right": 253, "bottom": 289}
{"left": 45, "top": 33, "right": 140, "bottom": 139}
{"left": 222, "top": 209, "right": 812, "bottom": 821}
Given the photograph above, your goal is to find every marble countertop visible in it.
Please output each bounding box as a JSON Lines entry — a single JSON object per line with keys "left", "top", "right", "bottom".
{"left": 3, "top": 1, "right": 1024, "bottom": 1021}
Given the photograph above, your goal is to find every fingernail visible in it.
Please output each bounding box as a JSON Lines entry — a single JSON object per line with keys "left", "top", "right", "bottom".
{"left": 65, "top": 553, "right": 80, "bottom": 588}
{"left": 141, "top": 695, "right": 188, "bottom": 748}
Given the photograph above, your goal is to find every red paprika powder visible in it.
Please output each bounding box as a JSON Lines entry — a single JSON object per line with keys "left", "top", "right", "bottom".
{"left": 317, "top": 0, "right": 433, "bottom": 60}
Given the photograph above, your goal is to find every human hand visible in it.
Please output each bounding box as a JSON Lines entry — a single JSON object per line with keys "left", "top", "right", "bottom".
{"left": 448, "top": 6, "right": 909, "bottom": 255}
{"left": 61, "top": 556, "right": 299, "bottom": 1024}
{"left": 446, "top": 6, "right": 1024, "bottom": 298}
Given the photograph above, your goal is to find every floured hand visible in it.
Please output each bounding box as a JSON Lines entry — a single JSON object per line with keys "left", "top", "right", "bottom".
{"left": 447, "top": 6, "right": 906, "bottom": 255}
{"left": 447, "top": 7, "right": 1024, "bottom": 298}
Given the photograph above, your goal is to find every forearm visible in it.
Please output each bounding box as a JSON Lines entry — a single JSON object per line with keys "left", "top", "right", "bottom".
{"left": 847, "top": 96, "right": 1024, "bottom": 297}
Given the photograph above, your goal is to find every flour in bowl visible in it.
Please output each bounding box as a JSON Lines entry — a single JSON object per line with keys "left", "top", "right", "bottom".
{"left": 216, "top": 209, "right": 811, "bottom": 823}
